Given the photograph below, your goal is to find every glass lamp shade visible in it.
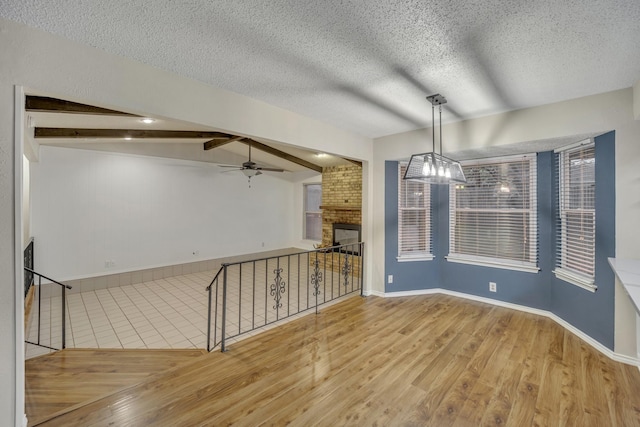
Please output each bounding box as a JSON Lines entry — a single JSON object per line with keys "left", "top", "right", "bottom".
{"left": 403, "top": 152, "right": 466, "bottom": 184}
{"left": 242, "top": 169, "right": 261, "bottom": 177}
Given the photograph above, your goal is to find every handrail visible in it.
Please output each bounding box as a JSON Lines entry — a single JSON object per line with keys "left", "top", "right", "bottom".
{"left": 24, "top": 267, "right": 72, "bottom": 351}
{"left": 206, "top": 242, "right": 364, "bottom": 352}
{"left": 24, "top": 267, "right": 72, "bottom": 289}
{"left": 219, "top": 243, "right": 359, "bottom": 267}
{"left": 206, "top": 266, "right": 224, "bottom": 352}
{"left": 24, "top": 238, "right": 34, "bottom": 298}
{"left": 205, "top": 266, "right": 224, "bottom": 292}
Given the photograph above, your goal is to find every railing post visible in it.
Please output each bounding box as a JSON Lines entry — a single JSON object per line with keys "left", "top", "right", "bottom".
{"left": 61, "top": 285, "right": 67, "bottom": 349}
{"left": 206, "top": 282, "right": 212, "bottom": 352}
{"left": 314, "top": 251, "right": 319, "bottom": 314}
{"left": 360, "top": 242, "right": 365, "bottom": 297}
{"left": 37, "top": 275, "right": 41, "bottom": 345}
{"left": 221, "top": 264, "right": 228, "bottom": 353}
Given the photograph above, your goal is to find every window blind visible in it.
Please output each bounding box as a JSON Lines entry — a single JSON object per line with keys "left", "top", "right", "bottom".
{"left": 398, "top": 163, "right": 432, "bottom": 258}
{"left": 304, "top": 183, "right": 322, "bottom": 241}
{"left": 555, "top": 143, "right": 595, "bottom": 288}
{"left": 448, "top": 155, "right": 538, "bottom": 271}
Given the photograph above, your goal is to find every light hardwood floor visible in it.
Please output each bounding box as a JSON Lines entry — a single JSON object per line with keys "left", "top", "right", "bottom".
{"left": 25, "top": 348, "right": 206, "bottom": 425}
{"left": 28, "top": 294, "right": 640, "bottom": 426}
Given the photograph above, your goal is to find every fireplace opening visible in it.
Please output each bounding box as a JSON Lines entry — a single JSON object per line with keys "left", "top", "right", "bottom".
{"left": 332, "top": 223, "right": 361, "bottom": 254}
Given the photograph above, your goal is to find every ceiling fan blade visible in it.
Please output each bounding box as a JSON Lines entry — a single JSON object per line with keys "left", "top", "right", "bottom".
{"left": 256, "top": 167, "right": 285, "bottom": 172}
{"left": 218, "top": 164, "right": 243, "bottom": 168}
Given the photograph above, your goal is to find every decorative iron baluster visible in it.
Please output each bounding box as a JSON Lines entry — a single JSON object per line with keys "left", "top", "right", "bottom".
{"left": 270, "top": 268, "right": 286, "bottom": 310}
{"left": 311, "top": 258, "right": 323, "bottom": 296}
{"left": 342, "top": 250, "right": 352, "bottom": 288}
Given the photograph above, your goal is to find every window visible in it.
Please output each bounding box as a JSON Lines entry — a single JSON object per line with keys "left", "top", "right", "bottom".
{"left": 304, "top": 183, "right": 322, "bottom": 241}
{"left": 448, "top": 155, "right": 538, "bottom": 272}
{"left": 554, "top": 142, "right": 596, "bottom": 291}
{"left": 398, "top": 163, "right": 433, "bottom": 260}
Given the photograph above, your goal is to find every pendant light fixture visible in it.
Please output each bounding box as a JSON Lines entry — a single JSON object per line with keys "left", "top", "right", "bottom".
{"left": 403, "top": 94, "right": 466, "bottom": 184}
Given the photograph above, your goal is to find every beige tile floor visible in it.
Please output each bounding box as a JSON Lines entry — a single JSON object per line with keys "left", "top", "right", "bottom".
{"left": 25, "top": 250, "right": 362, "bottom": 359}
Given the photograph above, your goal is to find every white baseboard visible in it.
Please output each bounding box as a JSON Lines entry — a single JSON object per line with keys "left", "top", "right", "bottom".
{"left": 377, "top": 288, "right": 640, "bottom": 367}
{"left": 363, "top": 289, "right": 384, "bottom": 297}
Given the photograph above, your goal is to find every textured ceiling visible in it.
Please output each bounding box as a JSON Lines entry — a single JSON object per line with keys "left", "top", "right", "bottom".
{"left": 2, "top": 1, "right": 640, "bottom": 138}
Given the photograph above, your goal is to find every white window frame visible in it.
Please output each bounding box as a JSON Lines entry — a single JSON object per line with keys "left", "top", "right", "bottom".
{"left": 553, "top": 141, "right": 597, "bottom": 292}
{"left": 398, "top": 162, "right": 433, "bottom": 261}
{"left": 446, "top": 154, "right": 539, "bottom": 273}
{"left": 303, "top": 183, "right": 322, "bottom": 241}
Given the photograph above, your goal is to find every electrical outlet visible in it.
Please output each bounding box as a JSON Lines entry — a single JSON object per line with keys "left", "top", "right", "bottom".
{"left": 388, "top": 275, "right": 393, "bottom": 284}
{"left": 489, "top": 282, "right": 497, "bottom": 292}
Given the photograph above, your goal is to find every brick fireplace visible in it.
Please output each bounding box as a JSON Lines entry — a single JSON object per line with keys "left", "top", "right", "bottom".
{"left": 316, "top": 164, "right": 362, "bottom": 274}
{"left": 319, "top": 164, "right": 362, "bottom": 247}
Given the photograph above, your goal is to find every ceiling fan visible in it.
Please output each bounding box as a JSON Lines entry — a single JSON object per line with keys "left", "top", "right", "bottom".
{"left": 219, "top": 140, "right": 285, "bottom": 185}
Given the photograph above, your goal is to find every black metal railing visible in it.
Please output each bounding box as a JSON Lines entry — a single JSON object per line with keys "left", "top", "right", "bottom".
{"left": 24, "top": 238, "right": 34, "bottom": 298}
{"left": 24, "top": 267, "right": 72, "bottom": 351}
{"left": 206, "top": 242, "right": 364, "bottom": 352}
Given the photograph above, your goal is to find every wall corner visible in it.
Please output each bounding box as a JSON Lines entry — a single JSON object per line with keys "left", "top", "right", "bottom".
{"left": 634, "top": 79, "right": 640, "bottom": 120}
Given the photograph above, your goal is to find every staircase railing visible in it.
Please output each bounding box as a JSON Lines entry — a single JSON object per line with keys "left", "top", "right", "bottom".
{"left": 24, "top": 238, "right": 34, "bottom": 298}
{"left": 206, "top": 242, "right": 364, "bottom": 352}
{"left": 205, "top": 266, "right": 225, "bottom": 353}
{"left": 24, "top": 267, "right": 72, "bottom": 351}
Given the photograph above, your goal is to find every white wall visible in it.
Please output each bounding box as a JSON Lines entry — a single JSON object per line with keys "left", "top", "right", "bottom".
{"left": 634, "top": 79, "right": 640, "bottom": 120}
{"left": 22, "top": 156, "right": 29, "bottom": 247}
{"left": 30, "top": 146, "right": 295, "bottom": 280}
{"left": 0, "top": 18, "right": 374, "bottom": 426}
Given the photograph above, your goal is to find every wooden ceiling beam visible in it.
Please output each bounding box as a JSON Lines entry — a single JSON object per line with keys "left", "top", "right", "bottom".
{"left": 203, "top": 136, "right": 246, "bottom": 151}
{"left": 241, "top": 139, "right": 323, "bottom": 173}
{"left": 34, "top": 128, "right": 235, "bottom": 140}
{"left": 345, "top": 158, "right": 362, "bottom": 167}
{"left": 26, "top": 96, "right": 139, "bottom": 116}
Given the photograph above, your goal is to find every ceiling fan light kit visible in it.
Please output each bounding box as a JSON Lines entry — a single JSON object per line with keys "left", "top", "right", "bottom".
{"left": 241, "top": 168, "right": 261, "bottom": 177}
{"left": 403, "top": 94, "right": 466, "bottom": 185}
{"left": 218, "top": 140, "right": 284, "bottom": 186}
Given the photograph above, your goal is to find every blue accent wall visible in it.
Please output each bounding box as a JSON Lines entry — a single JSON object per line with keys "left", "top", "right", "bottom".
{"left": 384, "top": 132, "right": 616, "bottom": 349}
{"left": 385, "top": 161, "right": 439, "bottom": 291}
{"left": 550, "top": 132, "right": 616, "bottom": 349}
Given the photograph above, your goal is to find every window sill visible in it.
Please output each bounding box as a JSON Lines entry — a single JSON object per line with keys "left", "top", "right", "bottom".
{"left": 445, "top": 254, "right": 540, "bottom": 273}
{"left": 554, "top": 269, "right": 597, "bottom": 293}
{"left": 397, "top": 254, "right": 435, "bottom": 262}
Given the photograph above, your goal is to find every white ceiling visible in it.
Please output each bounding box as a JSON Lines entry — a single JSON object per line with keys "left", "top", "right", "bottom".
{"left": 3, "top": 1, "right": 640, "bottom": 140}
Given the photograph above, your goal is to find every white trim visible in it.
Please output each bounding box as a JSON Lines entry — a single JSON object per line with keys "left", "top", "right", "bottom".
{"left": 378, "top": 287, "right": 639, "bottom": 366}
{"left": 381, "top": 288, "right": 441, "bottom": 298}
{"left": 445, "top": 254, "right": 540, "bottom": 273}
{"left": 14, "top": 86, "right": 26, "bottom": 427}
{"left": 397, "top": 254, "right": 435, "bottom": 262}
{"left": 364, "top": 289, "right": 385, "bottom": 297}
{"left": 459, "top": 152, "right": 537, "bottom": 166}
{"left": 554, "top": 268, "right": 597, "bottom": 293}
{"left": 449, "top": 155, "right": 538, "bottom": 270}
{"left": 554, "top": 138, "right": 593, "bottom": 153}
